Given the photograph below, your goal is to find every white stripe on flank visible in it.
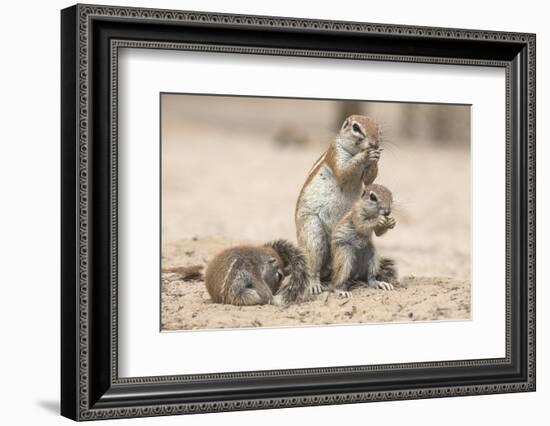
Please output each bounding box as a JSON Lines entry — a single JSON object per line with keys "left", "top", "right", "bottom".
{"left": 308, "top": 151, "right": 327, "bottom": 174}
{"left": 220, "top": 258, "right": 238, "bottom": 303}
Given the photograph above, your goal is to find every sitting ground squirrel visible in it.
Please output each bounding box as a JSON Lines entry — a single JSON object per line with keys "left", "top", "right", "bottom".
{"left": 330, "top": 183, "right": 398, "bottom": 296}
{"left": 204, "top": 239, "right": 308, "bottom": 306}
{"left": 295, "top": 115, "right": 382, "bottom": 295}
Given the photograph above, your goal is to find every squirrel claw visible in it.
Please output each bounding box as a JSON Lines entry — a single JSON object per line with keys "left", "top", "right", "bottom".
{"left": 369, "top": 280, "right": 394, "bottom": 291}
{"left": 308, "top": 282, "right": 325, "bottom": 295}
{"left": 367, "top": 148, "right": 382, "bottom": 162}
{"left": 376, "top": 215, "right": 388, "bottom": 227}
{"left": 334, "top": 289, "right": 352, "bottom": 298}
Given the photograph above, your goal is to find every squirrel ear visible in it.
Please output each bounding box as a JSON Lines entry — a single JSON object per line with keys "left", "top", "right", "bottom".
{"left": 342, "top": 118, "right": 350, "bottom": 129}
{"left": 361, "top": 189, "right": 366, "bottom": 198}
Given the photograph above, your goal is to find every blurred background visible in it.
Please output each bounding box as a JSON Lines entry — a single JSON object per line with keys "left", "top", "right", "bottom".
{"left": 161, "top": 94, "right": 470, "bottom": 279}
{"left": 162, "top": 95, "right": 470, "bottom": 148}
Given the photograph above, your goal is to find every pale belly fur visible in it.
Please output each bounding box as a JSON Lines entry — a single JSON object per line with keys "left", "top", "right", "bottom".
{"left": 297, "top": 164, "right": 362, "bottom": 232}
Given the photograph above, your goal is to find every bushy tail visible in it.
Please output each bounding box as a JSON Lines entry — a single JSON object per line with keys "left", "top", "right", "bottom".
{"left": 164, "top": 265, "right": 204, "bottom": 281}
{"left": 264, "top": 239, "right": 309, "bottom": 304}
{"left": 375, "top": 257, "right": 398, "bottom": 285}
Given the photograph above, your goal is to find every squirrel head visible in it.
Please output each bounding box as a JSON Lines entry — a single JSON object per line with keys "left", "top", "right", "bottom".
{"left": 234, "top": 252, "right": 284, "bottom": 305}
{"left": 359, "top": 183, "right": 393, "bottom": 219}
{"left": 338, "top": 115, "right": 380, "bottom": 153}
{"left": 260, "top": 253, "right": 285, "bottom": 291}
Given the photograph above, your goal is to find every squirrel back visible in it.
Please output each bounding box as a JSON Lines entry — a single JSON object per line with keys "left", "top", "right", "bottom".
{"left": 204, "top": 240, "right": 310, "bottom": 305}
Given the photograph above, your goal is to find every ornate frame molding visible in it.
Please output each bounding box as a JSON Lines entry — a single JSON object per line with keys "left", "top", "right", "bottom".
{"left": 61, "top": 4, "right": 536, "bottom": 421}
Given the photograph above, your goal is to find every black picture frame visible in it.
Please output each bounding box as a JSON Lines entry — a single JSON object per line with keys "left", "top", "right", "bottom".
{"left": 61, "top": 3, "right": 536, "bottom": 421}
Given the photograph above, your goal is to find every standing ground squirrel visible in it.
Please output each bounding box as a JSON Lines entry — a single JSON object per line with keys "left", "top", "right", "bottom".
{"left": 295, "top": 115, "right": 382, "bottom": 295}
{"left": 330, "top": 183, "right": 398, "bottom": 296}
{"left": 204, "top": 239, "right": 308, "bottom": 306}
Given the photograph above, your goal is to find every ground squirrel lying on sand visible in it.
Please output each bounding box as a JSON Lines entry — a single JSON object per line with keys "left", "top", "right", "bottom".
{"left": 204, "top": 240, "right": 309, "bottom": 306}
{"left": 295, "top": 115, "right": 382, "bottom": 295}
{"left": 330, "top": 184, "right": 398, "bottom": 296}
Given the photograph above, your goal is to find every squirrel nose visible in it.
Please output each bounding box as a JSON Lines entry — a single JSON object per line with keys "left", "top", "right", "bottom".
{"left": 383, "top": 209, "right": 391, "bottom": 216}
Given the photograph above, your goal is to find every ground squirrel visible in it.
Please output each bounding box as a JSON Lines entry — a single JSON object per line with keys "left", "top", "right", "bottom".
{"left": 204, "top": 239, "right": 308, "bottom": 306}
{"left": 295, "top": 115, "right": 382, "bottom": 295}
{"left": 330, "top": 183, "right": 398, "bottom": 296}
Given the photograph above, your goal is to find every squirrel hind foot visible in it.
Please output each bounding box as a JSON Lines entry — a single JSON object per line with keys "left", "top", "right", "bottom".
{"left": 333, "top": 288, "right": 352, "bottom": 298}
{"left": 369, "top": 280, "right": 394, "bottom": 291}
{"left": 308, "top": 281, "right": 325, "bottom": 295}
{"left": 376, "top": 257, "right": 399, "bottom": 285}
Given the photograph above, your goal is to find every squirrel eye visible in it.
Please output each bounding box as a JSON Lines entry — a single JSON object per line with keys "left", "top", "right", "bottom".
{"left": 352, "top": 123, "right": 361, "bottom": 133}
{"left": 369, "top": 192, "right": 378, "bottom": 202}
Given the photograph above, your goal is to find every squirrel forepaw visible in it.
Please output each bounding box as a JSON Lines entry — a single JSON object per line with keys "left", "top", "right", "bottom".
{"left": 376, "top": 215, "right": 388, "bottom": 228}
{"left": 366, "top": 148, "right": 382, "bottom": 162}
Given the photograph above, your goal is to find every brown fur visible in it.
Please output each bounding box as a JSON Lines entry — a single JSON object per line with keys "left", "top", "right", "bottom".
{"left": 265, "top": 239, "right": 310, "bottom": 304}
{"left": 294, "top": 115, "right": 383, "bottom": 295}
{"left": 205, "top": 246, "right": 284, "bottom": 305}
{"left": 346, "top": 115, "right": 380, "bottom": 140}
{"left": 362, "top": 162, "right": 379, "bottom": 187}
{"left": 294, "top": 116, "right": 381, "bottom": 221}
{"left": 330, "top": 184, "right": 398, "bottom": 293}
{"left": 294, "top": 150, "right": 328, "bottom": 219}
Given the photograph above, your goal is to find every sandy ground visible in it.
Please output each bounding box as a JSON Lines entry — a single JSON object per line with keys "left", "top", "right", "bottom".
{"left": 161, "top": 237, "right": 470, "bottom": 330}
{"left": 160, "top": 120, "right": 471, "bottom": 331}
